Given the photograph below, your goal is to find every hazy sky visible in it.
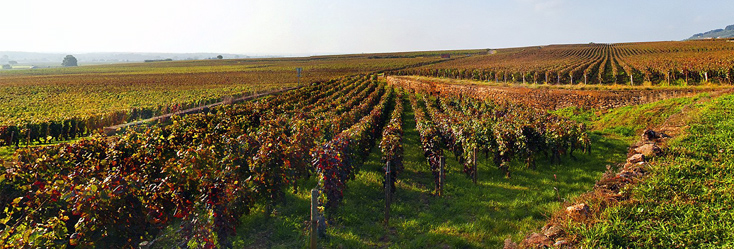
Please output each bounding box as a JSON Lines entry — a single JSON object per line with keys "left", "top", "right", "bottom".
{"left": 2, "top": 0, "right": 733, "bottom": 55}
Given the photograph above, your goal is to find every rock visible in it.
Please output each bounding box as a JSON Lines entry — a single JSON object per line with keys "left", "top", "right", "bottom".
{"left": 618, "top": 169, "right": 638, "bottom": 178}
{"left": 623, "top": 162, "right": 633, "bottom": 169}
{"left": 627, "top": 154, "right": 645, "bottom": 164}
{"left": 541, "top": 224, "right": 564, "bottom": 239}
{"left": 565, "top": 203, "right": 590, "bottom": 221}
{"left": 642, "top": 129, "right": 670, "bottom": 142}
{"left": 627, "top": 142, "right": 644, "bottom": 157}
{"left": 524, "top": 233, "right": 553, "bottom": 248}
{"left": 554, "top": 239, "right": 569, "bottom": 247}
{"left": 635, "top": 143, "right": 662, "bottom": 157}
{"left": 631, "top": 140, "right": 645, "bottom": 148}
{"left": 619, "top": 163, "right": 648, "bottom": 178}
{"left": 503, "top": 238, "right": 519, "bottom": 249}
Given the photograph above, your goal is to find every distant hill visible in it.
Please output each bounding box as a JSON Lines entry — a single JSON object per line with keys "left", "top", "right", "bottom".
{"left": 687, "top": 24, "right": 734, "bottom": 40}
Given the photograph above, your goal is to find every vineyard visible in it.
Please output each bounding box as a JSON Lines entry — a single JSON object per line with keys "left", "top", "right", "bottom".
{"left": 0, "top": 54, "right": 447, "bottom": 150}
{"left": 0, "top": 40, "right": 733, "bottom": 248}
{"left": 392, "top": 40, "right": 734, "bottom": 86}
{"left": 0, "top": 72, "right": 603, "bottom": 247}
{"left": 389, "top": 76, "right": 721, "bottom": 111}
{"left": 0, "top": 75, "right": 383, "bottom": 247}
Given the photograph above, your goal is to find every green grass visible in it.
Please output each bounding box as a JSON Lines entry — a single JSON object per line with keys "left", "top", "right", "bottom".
{"left": 233, "top": 95, "right": 628, "bottom": 248}
{"left": 570, "top": 93, "right": 734, "bottom": 248}
{"left": 550, "top": 106, "right": 597, "bottom": 125}
{"left": 594, "top": 94, "right": 702, "bottom": 136}
{"left": 551, "top": 93, "right": 714, "bottom": 141}
{"left": 0, "top": 146, "right": 14, "bottom": 162}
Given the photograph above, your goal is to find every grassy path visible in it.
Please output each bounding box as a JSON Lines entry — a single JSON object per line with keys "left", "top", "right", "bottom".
{"left": 230, "top": 94, "right": 627, "bottom": 248}
{"left": 321, "top": 95, "right": 628, "bottom": 248}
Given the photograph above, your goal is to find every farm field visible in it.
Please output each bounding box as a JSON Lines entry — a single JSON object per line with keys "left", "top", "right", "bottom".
{"left": 395, "top": 40, "right": 734, "bottom": 86}
{"left": 0, "top": 52, "right": 473, "bottom": 151}
{"left": 1, "top": 40, "right": 734, "bottom": 248}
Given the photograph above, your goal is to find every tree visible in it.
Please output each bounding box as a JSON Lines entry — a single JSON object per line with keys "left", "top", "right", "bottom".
{"left": 217, "top": 55, "right": 223, "bottom": 60}
{"left": 1, "top": 64, "right": 11, "bottom": 69}
{"left": 62, "top": 55, "right": 78, "bottom": 67}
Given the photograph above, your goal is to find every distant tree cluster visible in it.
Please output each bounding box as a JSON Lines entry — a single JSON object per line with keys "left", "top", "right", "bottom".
{"left": 144, "top": 59, "right": 173, "bottom": 63}
{"left": 62, "top": 55, "right": 78, "bottom": 67}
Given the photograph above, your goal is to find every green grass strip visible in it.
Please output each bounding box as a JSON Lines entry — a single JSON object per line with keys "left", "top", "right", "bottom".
{"left": 573, "top": 93, "right": 734, "bottom": 248}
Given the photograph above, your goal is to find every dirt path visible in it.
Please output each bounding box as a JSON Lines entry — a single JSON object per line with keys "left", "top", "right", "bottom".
{"left": 103, "top": 86, "right": 299, "bottom": 135}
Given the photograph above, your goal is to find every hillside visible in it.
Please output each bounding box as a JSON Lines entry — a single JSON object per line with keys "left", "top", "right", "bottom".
{"left": 687, "top": 24, "right": 734, "bottom": 39}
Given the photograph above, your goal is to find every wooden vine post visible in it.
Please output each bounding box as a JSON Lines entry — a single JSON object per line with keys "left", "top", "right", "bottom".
{"left": 385, "top": 161, "right": 392, "bottom": 225}
{"left": 472, "top": 148, "right": 478, "bottom": 184}
{"left": 439, "top": 156, "right": 446, "bottom": 197}
{"left": 310, "top": 188, "right": 319, "bottom": 249}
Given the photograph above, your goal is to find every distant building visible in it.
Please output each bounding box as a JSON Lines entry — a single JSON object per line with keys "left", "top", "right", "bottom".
{"left": 441, "top": 54, "right": 451, "bottom": 59}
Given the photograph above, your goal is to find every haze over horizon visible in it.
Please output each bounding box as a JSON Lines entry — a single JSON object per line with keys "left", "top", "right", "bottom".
{"left": 2, "top": 0, "right": 733, "bottom": 56}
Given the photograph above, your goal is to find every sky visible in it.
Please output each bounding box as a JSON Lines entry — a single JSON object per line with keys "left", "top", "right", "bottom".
{"left": 1, "top": 0, "right": 733, "bottom": 55}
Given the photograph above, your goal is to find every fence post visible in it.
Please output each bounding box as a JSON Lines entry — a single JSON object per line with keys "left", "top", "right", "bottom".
{"left": 439, "top": 156, "right": 445, "bottom": 197}
{"left": 385, "top": 161, "right": 392, "bottom": 225}
{"left": 472, "top": 148, "right": 478, "bottom": 184}
{"left": 310, "top": 188, "right": 318, "bottom": 249}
